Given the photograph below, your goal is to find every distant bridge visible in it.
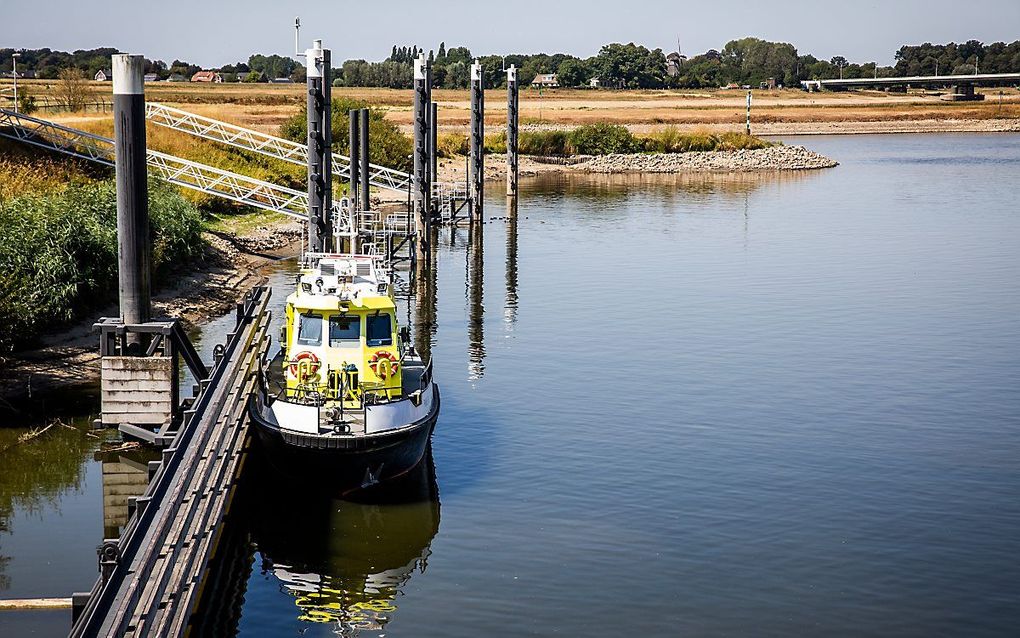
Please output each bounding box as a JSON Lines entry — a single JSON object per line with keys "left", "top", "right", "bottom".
{"left": 801, "top": 72, "right": 1020, "bottom": 100}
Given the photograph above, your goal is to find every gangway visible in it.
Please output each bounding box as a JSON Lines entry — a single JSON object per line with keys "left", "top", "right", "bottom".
{"left": 144, "top": 102, "right": 412, "bottom": 194}
{"left": 0, "top": 108, "right": 353, "bottom": 232}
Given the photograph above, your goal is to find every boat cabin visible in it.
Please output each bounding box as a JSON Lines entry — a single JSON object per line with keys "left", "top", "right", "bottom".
{"left": 280, "top": 255, "right": 404, "bottom": 407}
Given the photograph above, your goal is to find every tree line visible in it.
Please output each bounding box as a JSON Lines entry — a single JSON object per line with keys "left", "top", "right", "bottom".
{"left": 0, "top": 48, "right": 305, "bottom": 82}
{"left": 330, "top": 38, "right": 1020, "bottom": 89}
{"left": 3, "top": 39, "right": 1018, "bottom": 89}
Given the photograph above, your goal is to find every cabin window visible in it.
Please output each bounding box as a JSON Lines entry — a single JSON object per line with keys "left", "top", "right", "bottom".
{"left": 297, "top": 313, "right": 322, "bottom": 346}
{"left": 366, "top": 314, "right": 393, "bottom": 347}
{"left": 329, "top": 315, "right": 361, "bottom": 346}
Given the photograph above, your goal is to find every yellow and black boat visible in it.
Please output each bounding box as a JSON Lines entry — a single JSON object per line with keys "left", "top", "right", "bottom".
{"left": 249, "top": 252, "right": 440, "bottom": 492}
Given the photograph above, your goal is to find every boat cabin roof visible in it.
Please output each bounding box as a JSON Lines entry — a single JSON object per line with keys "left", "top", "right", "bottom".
{"left": 289, "top": 254, "right": 394, "bottom": 313}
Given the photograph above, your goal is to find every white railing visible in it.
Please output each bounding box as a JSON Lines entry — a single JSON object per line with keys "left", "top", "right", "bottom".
{"left": 145, "top": 102, "right": 412, "bottom": 194}
{"left": 0, "top": 108, "right": 355, "bottom": 232}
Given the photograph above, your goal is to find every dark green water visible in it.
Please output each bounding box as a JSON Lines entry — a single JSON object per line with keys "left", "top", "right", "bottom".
{"left": 2, "top": 133, "right": 1019, "bottom": 636}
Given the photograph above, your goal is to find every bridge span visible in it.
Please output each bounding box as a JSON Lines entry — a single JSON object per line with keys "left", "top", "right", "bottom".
{"left": 801, "top": 72, "right": 1020, "bottom": 100}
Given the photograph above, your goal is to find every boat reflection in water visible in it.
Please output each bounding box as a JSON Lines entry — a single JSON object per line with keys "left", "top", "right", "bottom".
{"left": 247, "top": 447, "right": 440, "bottom": 635}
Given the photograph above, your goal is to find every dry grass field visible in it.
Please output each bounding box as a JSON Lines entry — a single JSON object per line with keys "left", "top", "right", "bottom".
{"left": 7, "top": 79, "right": 1018, "bottom": 137}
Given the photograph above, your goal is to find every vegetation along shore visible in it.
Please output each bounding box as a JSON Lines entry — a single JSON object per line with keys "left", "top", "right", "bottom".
{"left": 4, "top": 36, "right": 1018, "bottom": 406}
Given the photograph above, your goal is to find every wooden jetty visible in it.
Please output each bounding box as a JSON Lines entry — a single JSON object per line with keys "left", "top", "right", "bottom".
{"left": 70, "top": 287, "right": 271, "bottom": 636}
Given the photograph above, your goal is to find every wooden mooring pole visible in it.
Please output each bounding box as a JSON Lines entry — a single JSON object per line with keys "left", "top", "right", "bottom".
{"left": 413, "top": 54, "right": 429, "bottom": 269}
{"left": 348, "top": 108, "right": 360, "bottom": 208}
{"left": 305, "top": 39, "right": 332, "bottom": 251}
{"left": 506, "top": 65, "right": 519, "bottom": 199}
{"left": 112, "top": 54, "right": 150, "bottom": 333}
{"left": 470, "top": 60, "right": 485, "bottom": 218}
{"left": 359, "top": 108, "right": 370, "bottom": 213}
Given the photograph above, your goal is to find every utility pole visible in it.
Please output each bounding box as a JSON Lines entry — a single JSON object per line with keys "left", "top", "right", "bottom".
{"left": 506, "top": 65, "right": 519, "bottom": 199}
{"left": 12, "top": 53, "right": 20, "bottom": 112}
{"left": 112, "top": 54, "right": 151, "bottom": 333}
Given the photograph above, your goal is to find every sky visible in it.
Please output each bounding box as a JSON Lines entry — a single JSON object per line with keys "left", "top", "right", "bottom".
{"left": 2, "top": 0, "right": 1019, "bottom": 68}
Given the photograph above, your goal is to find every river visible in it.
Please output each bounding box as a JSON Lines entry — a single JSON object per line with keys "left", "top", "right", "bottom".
{"left": 2, "top": 133, "right": 1018, "bottom": 636}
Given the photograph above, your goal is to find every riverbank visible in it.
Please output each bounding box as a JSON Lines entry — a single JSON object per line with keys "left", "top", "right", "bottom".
{"left": 579, "top": 145, "right": 838, "bottom": 173}
{"left": 0, "top": 220, "right": 302, "bottom": 415}
{"left": 420, "top": 145, "right": 837, "bottom": 190}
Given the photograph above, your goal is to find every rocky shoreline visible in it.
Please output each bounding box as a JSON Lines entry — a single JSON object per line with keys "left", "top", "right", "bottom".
{"left": 578, "top": 145, "right": 838, "bottom": 174}
{"left": 424, "top": 145, "right": 838, "bottom": 188}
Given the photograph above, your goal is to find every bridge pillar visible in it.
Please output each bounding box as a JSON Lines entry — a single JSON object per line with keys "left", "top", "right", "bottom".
{"left": 943, "top": 83, "right": 983, "bottom": 101}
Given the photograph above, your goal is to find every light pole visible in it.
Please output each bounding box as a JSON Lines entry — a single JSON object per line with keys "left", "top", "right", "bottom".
{"left": 12, "top": 53, "right": 21, "bottom": 112}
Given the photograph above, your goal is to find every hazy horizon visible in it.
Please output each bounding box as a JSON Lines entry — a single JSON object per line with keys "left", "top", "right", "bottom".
{"left": 2, "top": 0, "right": 1019, "bottom": 68}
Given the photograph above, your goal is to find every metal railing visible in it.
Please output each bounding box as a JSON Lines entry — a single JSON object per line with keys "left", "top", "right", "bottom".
{"left": 0, "top": 108, "right": 354, "bottom": 233}
{"left": 145, "top": 102, "right": 412, "bottom": 194}
{"left": 70, "top": 287, "right": 272, "bottom": 637}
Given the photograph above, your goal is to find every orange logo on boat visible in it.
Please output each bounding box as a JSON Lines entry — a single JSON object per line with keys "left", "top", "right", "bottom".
{"left": 368, "top": 351, "right": 399, "bottom": 379}
{"left": 289, "top": 351, "right": 321, "bottom": 382}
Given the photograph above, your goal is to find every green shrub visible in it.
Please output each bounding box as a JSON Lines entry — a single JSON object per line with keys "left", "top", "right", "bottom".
{"left": 436, "top": 133, "right": 468, "bottom": 158}
{"left": 281, "top": 97, "right": 413, "bottom": 171}
{"left": 567, "top": 123, "right": 639, "bottom": 155}
{"left": 484, "top": 131, "right": 507, "bottom": 154}
{"left": 519, "top": 130, "right": 571, "bottom": 156}
{"left": 715, "top": 131, "right": 772, "bottom": 151}
{"left": 640, "top": 127, "right": 773, "bottom": 153}
{"left": 0, "top": 180, "right": 204, "bottom": 353}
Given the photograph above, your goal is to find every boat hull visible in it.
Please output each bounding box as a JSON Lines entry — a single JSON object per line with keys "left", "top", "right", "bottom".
{"left": 248, "top": 384, "right": 440, "bottom": 494}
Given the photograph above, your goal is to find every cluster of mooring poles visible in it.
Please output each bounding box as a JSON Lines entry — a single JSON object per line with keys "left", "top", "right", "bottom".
{"left": 64, "top": 35, "right": 526, "bottom": 633}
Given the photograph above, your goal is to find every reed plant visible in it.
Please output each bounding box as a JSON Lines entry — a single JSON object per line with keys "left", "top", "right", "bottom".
{"left": 0, "top": 180, "right": 203, "bottom": 353}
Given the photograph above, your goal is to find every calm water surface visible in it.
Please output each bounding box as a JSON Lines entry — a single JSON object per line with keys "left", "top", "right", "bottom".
{"left": 2, "top": 133, "right": 1019, "bottom": 636}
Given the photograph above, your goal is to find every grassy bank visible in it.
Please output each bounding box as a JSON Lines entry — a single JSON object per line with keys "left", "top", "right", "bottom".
{"left": 437, "top": 124, "right": 772, "bottom": 158}
{"left": 0, "top": 175, "right": 204, "bottom": 355}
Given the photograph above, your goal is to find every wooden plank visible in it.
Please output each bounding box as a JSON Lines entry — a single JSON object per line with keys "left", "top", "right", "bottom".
{"left": 0, "top": 597, "right": 73, "bottom": 611}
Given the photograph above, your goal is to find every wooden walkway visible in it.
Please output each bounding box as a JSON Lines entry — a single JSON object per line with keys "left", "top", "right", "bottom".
{"left": 69, "top": 288, "right": 271, "bottom": 638}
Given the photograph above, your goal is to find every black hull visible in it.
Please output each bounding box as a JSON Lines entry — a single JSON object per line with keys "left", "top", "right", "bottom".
{"left": 247, "top": 385, "right": 440, "bottom": 495}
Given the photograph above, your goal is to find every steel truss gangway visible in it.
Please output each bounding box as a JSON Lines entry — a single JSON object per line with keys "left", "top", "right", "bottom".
{"left": 0, "top": 108, "right": 355, "bottom": 233}
{"left": 144, "top": 102, "right": 412, "bottom": 194}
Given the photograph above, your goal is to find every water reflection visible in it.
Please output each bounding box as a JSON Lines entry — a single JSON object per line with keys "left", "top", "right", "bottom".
{"left": 505, "top": 201, "right": 519, "bottom": 327}
{"left": 0, "top": 421, "right": 96, "bottom": 592}
{"left": 526, "top": 169, "right": 812, "bottom": 201}
{"left": 466, "top": 220, "right": 485, "bottom": 380}
{"left": 98, "top": 447, "right": 160, "bottom": 538}
{"left": 412, "top": 227, "right": 439, "bottom": 365}
{"left": 233, "top": 449, "right": 441, "bottom": 637}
